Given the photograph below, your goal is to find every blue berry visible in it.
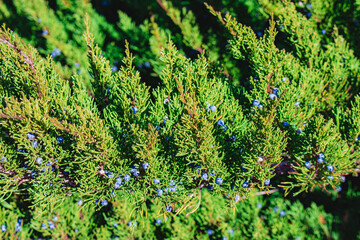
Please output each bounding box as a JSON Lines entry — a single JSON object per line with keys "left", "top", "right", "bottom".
{"left": 114, "top": 182, "right": 121, "bottom": 189}
{"left": 209, "top": 105, "right": 217, "bottom": 111}
{"left": 222, "top": 237, "right": 228, "bottom": 240}
{"left": 75, "top": 62, "right": 80, "bottom": 68}
{"left": 321, "top": 29, "right": 326, "bottom": 34}
{"left": 207, "top": 229, "right": 214, "bottom": 236}
{"left": 252, "top": 99, "right": 260, "bottom": 107}
{"left": 294, "top": 102, "right": 300, "bottom": 107}
{"left": 269, "top": 93, "right": 277, "bottom": 100}
{"left": 48, "top": 222, "right": 55, "bottom": 230}
{"left": 341, "top": 176, "right": 346, "bottom": 183}
{"left": 296, "top": 129, "right": 303, "bottom": 134}
{"left": 156, "top": 219, "right": 162, "bottom": 225}
{"left": 216, "top": 177, "right": 223, "bottom": 185}
{"left": 131, "top": 107, "right": 138, "bottom": 114}
{"left": 56, "top": 136, "right": 64, "bottom": 144}
{"left": 356, "top": 136, "right": 360, "bottom": 141}
{"left": 111, "top": 66, "right": 118, "bottom": 72}
{"left": 31, "top": 171, "right": 37, "bottom": 178}
{"left": 77, "top": 199, "right": 83, "bottom": 205}
{"left": 222, "top": 125, "right": 228, "bottom": 131}
{"left": 128, "top": 221, "right": 133, "bottom": 227}
{"left": 105, "top": 88, "right": 110, "bottom": 95}
{"left": 156, "top": 189, "right": 163, "bottom": 196}
{"left": 27, "top": 132, "right": 35, "bottom": 139}
{"left": 317, "top": 157, "right": 324, "bottom": 164}
{"left": 273, "top": 87, "right": 279, "bottom": 94}
{"left": 235, "top": 195, "right": 240, "bottom": 202}
{"left": 113, "top": 222, "right": 118, "bottom": 228}
{"left": 144, "top": 62, "right": 151, "bottom": 68}
{"left": 142, "top": 162, "right": 149, "bottom": 169}
{"left": 318, "top": 153, "right": 325, "bottom": 159}
{"left": 46, "top": 161, "right": 53, "bottom": 166}
{"left": 41, "top": 223, "right": 47, "bottom": 229}
{"left": 257, "top": 202, "right": 262, "bottom": 208}
{"left": 273, "top": 206, "right": 279, "bottom": 213}
{"left": 242, "top": 181, "right": 249, "bottom": 188}
{"left": 36, "top": 157, "right": 43, "bottom": 164}
{"left": 209, "top": 170, "right": 216, "bottom": 176}
{"left": 101, "top": 200, "right": 108, "bottom": 206}
{"left": 280, "top": 210, "right": 286, "bottom": 216}
{"left": 95, "top": 199, "right": 99, "bottom": 205}
{"left": 207, "top": 184, "right": 214, "bottom": 190}
{"left": 336, "top": 186, "right": 342, "bottom": 192}
{"left": 1, "top": 224, "right": 6, "bottom": 232}
{"left": 124, "top": 175, "right": 131, "bottom": 181}
{"left": 217, "top": 120, "right": 225, "bottom": 126}
{"left": 306, "top": 12, "right": 312, "bottom": 18}
{"left": 264, "top": 179, "right": 270, "bottom": 185}
{"left": 307, "top": 3, "right": 313, "bottom": 9}
{"left": 202, "top": 173, "right": 208, "bottom": 181}
{"left": 283, "top": 121, "right": 290, "bottom": 127}
{"left": 154, "top": 179, "right": 160, "bottom": 184}
{"left": 327, "top": 165, "right": 334, "bottom": 172}
{"left": 328, "top": 176, "right": 334, "bottom": 179}
{"left": 1, "top": 156, "right": 6, "bottom": 162}
{"left": 230, "top": 135, "right": 237, "bottom": 141}
{"left": 305, "top": 161, "right": 311, "bottom": 168}
{"left": 133, "top": 170, "right": 140, "bottom": 177}
{"left": 52, "top": 216, "right": 58, "bottom": 221}
{"left": 166, "top": 205, "right": 172, "bottom": 212}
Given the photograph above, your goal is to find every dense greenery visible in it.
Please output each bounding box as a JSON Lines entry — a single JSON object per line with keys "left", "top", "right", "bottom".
{"left": 0, "top": 0, "right": 360, "bottom": 239}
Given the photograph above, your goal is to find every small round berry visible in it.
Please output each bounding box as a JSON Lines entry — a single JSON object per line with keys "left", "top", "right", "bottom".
{"left": 36, "top": 157, "right": 43, "bottom": 164}
{"left": 154, "top": 179, "right": 160, "bottom": 184}
{"left": 327, "top": 165, "right": 334, "bottom": 172}
{"left": 207, "top": 229, "right": 214, "bottom": 236}
{"left": 356, "top": 136, "right": 360, "bottom": 141}
{"left": 328, "top": 176, "right": 334, "bottom": 179}
{"left": 317, "top": 157, "right": 324, "bottom": 164}
{"left": 142, "top": 162, "right": 149, "bottom": 169}
{"left": 258, "top": 155, "right": 264, "bottom": 162}
{"left": 101, "top": 200, "right": 108, "bottom": 206}
{"left": 252, "top": 99, "right": 260, "bottom": 107}
{"left": 144, "top": 62, "right": 151, "bottom": 68}
{"left": 273, "top": 87, "right": 279, "bottom": 94}
{"left": 114, "top": 182, "right": 121, "bottom": 190}
{"left": 48, "top": 222, "right": 55, "bottom": 230}
{"left": 46, "top": 161, "right": 53, "bottom": 166}
{"left": 113, "top": 222, "right": 118, "bottom": 228}
{"left": 56, "top": 136, "right": 64, "bottom": 144}
{"left": 273, "top": 206, "right": 279, "bottom": 213}
{"left": 1, "top": 224, "right": 6, "bottom": 232}
{"left": 133, "top": 170, "right": 140, "bottom": 177}
{"left": 156, "top": 219, "right": 162, "bottom": 225}
{"left": 124, "top": 175, "right": 131, "bottom": 181}
{"left": 75, "top": 62, "right": 80, "bottom": 68}
{"left": 321, "top": 29, "right": 326, "bottom": 34}
{"left": 280, "top": 210, "right": 286, "bottom": 216}
{"left": 77, "top": 199, "right": 83, "bottom": 205}
{"left": 223, "top": 237, "right": 228, "bottom": 240}
{"left": 217, "top": 120, "right": 225, "bottom": 126}
{"left": 230, "top": 135, "right": 237, "bottom": 141}
{"left": 296, "top": 129, "right": 303, "bottom": 135}
{"left": 131, "top": 107, "right": 138, "bottom": 114}
{"left": 111, "top": 66, "right": 118, "bottom": 72}
{"left": 163, "top": 98, "right": 169, "bottom": 105}
{"left": 264, "top": 179, "right": 270, "bottom": 185}
{"left": 294, "top": 102, "right": 300, "bottom": 107}
{"left": 94, "top": 199, "right": 99, "bottom": 205}
{"left": 1, "top": 156, "right": 6, "bottom": 162}
{"left": 318, "top": 153, "right": 325, "bottom": 159}
{"left": 305, "top": 161, "right": 311, "bottom": 168}
{"left": 257, "top": 202, "right": 262, "bottom": 208}
{"left": 202, "top": 173, "right": 208, "bottom": 180}
{"left": 52, "top": 216, "right": 58, "bottom": 221}
{"left": 41, "top": 224, "right": 47, "bottom": 229}
{"left": 222, "top": 125, "right": 228, "bottom": 131}
{"left": 336, "top": 186, "right": 342, "bottom": 192}
{"left": 27, "top": 132, "right": 35, "bottom": 139}
{"left": 242, "top": 181, "right": 249, "bottom": 188}
{"left": 283, "top": 121, "right": 290, "bottom": 127}
{"left": 209, "top": 105, "right": 217, "bottom": 111}
{"left": 235, "top": 195, "right": 240, "bottom": 202}
{"left": 128, "top": 221, "right": 133, "bottom": 227}
{"left": 216, "top": 177, "right": 223, "bottom": 185}
{"left": 340, "top": 176, "right": 346, "bottom": 183}
{"left": 156, "top": 189, "right": 163, "bottom": 196}
{"left": 207, "top": 184, "right": 214, "bottom": 190}
{"left": 166, "top": 206, "right": 172, "bottom": 212}
{"left": 269, "top": 93, "right": 277, "bottom": 100}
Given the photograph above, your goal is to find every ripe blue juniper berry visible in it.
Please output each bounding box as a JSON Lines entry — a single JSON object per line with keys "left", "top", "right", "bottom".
{"left": 36, "top": 157, "right": 43, "bottom": 164}
{"left": 269, "top": 93, "right": 277, "bottom": 100}
{"left": 113, "top": 222, "right": 118, "bottom": 228}
{"left": 273, "top": 87, "right": 279, "bottom": 94}
{"left": 56, "top": 136, "right": 64, "bottom": 144}
{"left": 242, "top": 181, "right": 249, "bottom": 188}
{"left": 154, "top": 179, "right": 160, "bottom": 184}
{"left": 207, "top": 184, "right": 214, "bottom": 190}
{"left": 264, "top": 179, "right": 270, "bottom": 185}
{"left": 155, "top": 219, "right": 162, "bottom": 225}
{"left": 142, "top": 162, "right": 149, "bottom": 169}
{"left": 252, "top": 99, "right": 260, "bottom": 107}
{"left": 283, "top": 121, "right": 290, "bottom": 127}
{"left": 156, "top": 189, "right": 163, "bottom": 196}
{"left": 131, "top": 107, "right": 138, "bottom": 114}
{"left": 216, "top": 177, "right": 223, "bottom": 185}
{"left": 280, "top": 210, "right": 286, "bottom": 216}
{"left": 27, "top": 132, "right": 35, "bottom": 139}
{"left": 257, "top": 202, "right": 262, "bottom": 208}
{"left": 52, "top": 216, "right": 58, "bottom": 221}
{"left": 166, "top": 206, "right": 172, "bottom": 212}
{"left": 101, "top": 200, "right": 108, "bottom": 206}
{"left": 77, "top": 199, "right": 83, "bottom": 205}
{"left": 296, "top": 129, "right": 303, "bottom": 135}
{"left": 294, "top": 102, "right": 300, "bottom": 107}
{"left": 217, "top": 119, "right": 225, "bottom": 126}
{"left": 207, "top": 229, "right": 214, "bottom": 235}
{"left": 305, "top": 161, "right": 311, "bottom": 168}
{"left": 230, "top": 135, "right": 237, "bottom": 141}
{"left": 209, "top": 105, "right": 217, "bottom": 111}
{"left": 41, "top": 223, "right": 47, "bottom": 229}
{"left": 202, "top": 173, "right": 208, "bottom": 181}
{"left": 1, "top": 224, "right": 6, "bottom": 232}
{"left": 327, "top": 165, "right": 334, "bottom": 172}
